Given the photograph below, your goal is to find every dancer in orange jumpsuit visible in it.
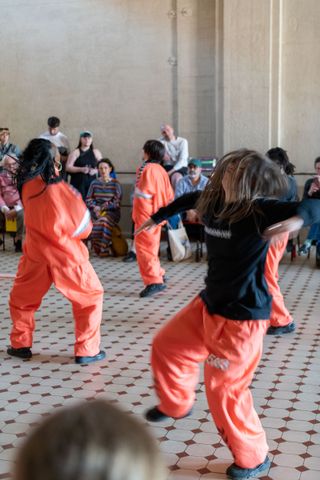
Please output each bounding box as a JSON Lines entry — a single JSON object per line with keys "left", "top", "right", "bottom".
{"left": 136, "top": 149, "right": 320, "bottom": 479}
{"left": 265, "top": 147, "right": 298, "bottom": 335}
{"left": 7, "top": 139, "right": 105, "bottom": 364}
{"left": 133, "top": 140, "right": 173, "bottom": 297}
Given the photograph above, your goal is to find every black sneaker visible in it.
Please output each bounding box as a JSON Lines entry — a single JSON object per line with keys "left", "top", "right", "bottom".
{"left": 226, "top": 456, "right": 270, "bottom": 479}
{"left": 7, "top": 347, "right": 32, "bottom": 359}
{"left": 75, "top": 350, "right": 106, "bottom": 364}
{"left": 139, "top": 283, "right": 166, "bottom": 298}
{"left": 14, "top": 239, "right": 22, "bottom": 253}
{"left": 122, "top": 251, "right": 136, "bottom": 262}
{"left": 145, "top": 406, "right": 192, "bottom": 422}
{"left": 266, "top": 321, "right": 296, "bottom": 335}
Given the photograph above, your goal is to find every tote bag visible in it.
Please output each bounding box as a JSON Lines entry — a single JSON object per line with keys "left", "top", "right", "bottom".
{"left": 5, "top": 217, "right": 17, "bottom": 233}
{"left": 167, "top": 222, "right": 192, "bottom": 262}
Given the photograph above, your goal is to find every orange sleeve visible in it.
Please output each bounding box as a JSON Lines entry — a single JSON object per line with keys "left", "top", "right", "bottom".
{"left": 45, "top": 182, "right": 92, "bottom": 239}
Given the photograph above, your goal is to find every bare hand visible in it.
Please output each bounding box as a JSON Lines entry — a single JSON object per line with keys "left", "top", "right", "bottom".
{"left": 5, "top": 209, "right": 17, "bottom": 220}
{"left": 309, "top": 180, "right": 320, "bottom": 196}
{"left": 186, "top": 209, "right": 199, "bottom": 223}
{"left": 135, "top": 218, "right": 157, "bottom": 235}
{"left": 93, "top": 206, "right": 101, "bottom": 215}
{"left": 89, "top": 168, "right": 98, "bottom": 176}
{"left": 263, "top": 215, "right": 304, "bottom": 240}
{"left": 83, "top": 166, "right": 90, "bottom": 174}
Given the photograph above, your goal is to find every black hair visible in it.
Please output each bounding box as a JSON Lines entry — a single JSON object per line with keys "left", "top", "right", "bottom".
{"left": 97, "top": 158, "right": 115, "bottom": 173}
{"left": 14, "top": 138, "right": 61, "bottom": 196}
{"left": 197, "top": 149, "right": 288, "bottom": 224}
{"left": 77, "top": 134, "right": 94, "bottom": 150}
{"left": 266, "top": 147, "right": 295, "bottom": 175}
{"left": 143, "top": 140, "right": 165, "bottom": 164}
{"left": 47, "top": 117, "right": 60, "bottom": 128}
{"left": 314, "top": 157, "right": 320, "bottom": 168}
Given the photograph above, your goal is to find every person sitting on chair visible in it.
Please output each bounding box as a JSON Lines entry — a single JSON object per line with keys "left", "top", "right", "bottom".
{"left": 299, "top": 156, "right": 320, "bottom": 264}
{"left": 86, "top": 159, "right": 122, "bottom": 257}
{"left": 159, "top": 124, "right": 189, "bottom": 190}
{"left": 0, "top": 128, "right": 20, "bottom": 171}
{"left": 0, "top": 155, "right": 24, "bottom": 252}
{"left": 175, "top": 158, "right": 208, "bottom": 222}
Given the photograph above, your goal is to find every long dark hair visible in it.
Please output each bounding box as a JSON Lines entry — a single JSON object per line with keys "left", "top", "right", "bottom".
{"left": 97, "top": 158, "right": 115, "bottom": 173}
{"left": 197, "top": 149, "right": 288, "bottom": 224}
{"left": 77, "top": 134, "right": 94, "bottom": 150}
{"left": 14, "top": 138, "right": 61, "bottom": 196}
{"left": 266, "top": 147, "right": 295, "bottom": 175}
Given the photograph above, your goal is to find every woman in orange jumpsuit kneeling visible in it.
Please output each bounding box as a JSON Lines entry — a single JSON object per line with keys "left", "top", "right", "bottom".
{"left": 136, "top": 149, "right": 320, "bottom": 479}
{"left": 7, "top": 139, "right": 105, "bottom": 364}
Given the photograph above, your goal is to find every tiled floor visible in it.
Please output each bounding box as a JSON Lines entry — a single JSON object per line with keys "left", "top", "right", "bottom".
{"left": 0, "top": 243, "right": 319, "bottom": 479}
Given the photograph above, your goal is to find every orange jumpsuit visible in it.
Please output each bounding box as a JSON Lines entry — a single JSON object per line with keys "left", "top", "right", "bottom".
{"left": 265, "top": 233, "right": 292, "bottom": 327}
{"left": 9, "top": 177, "right": 104, "bottom": 357}
{"left": 133, "top": 163, "right": 173, "bottom": 285}
{"left": 152, "top": 296, "right": 269, "bottom": 469}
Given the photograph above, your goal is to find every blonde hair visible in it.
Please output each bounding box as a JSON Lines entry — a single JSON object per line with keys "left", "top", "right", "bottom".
{"left": 13, "top": 400, "right": 166, "bottom": 480}
{"left": 197, "top": 149, "right": 288, "bottom": 223}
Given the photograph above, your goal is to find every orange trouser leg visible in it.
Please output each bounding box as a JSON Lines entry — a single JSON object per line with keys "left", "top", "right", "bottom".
{"left": 265, "top": 233, "right": 292, "bottom": 327}
{"left": 135, "top": 225, "right": 165, "bottom": 285}
{"left": 151, "top": 295, "right": 268, "bottom": 468}
{"left": 51, "top": 262, "right": 103, "bottom": 357}
{"left": 204, "top": 316, "right": 268, "bottom": 468}
{"left": 152, "top": 296, "right": 208, "bottom": 417}
{"left": 9, "top": 256, "right": 53, "bottom": 348}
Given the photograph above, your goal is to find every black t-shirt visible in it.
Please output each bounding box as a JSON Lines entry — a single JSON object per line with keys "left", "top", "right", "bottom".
{"left": 152, "top": 192, "right": 320, "bottom": 321}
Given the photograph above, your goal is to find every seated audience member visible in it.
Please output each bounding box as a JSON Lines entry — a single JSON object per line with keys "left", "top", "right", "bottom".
{"left": 0, "top": 155, "right": 24, "bottom": 252}
{"left": 66, "top": 131, "right": 102, "bottom": 200}
{"left": 159, "top": 123, "right": 189, "bottom": 190}
{"left": 39, "top": 116, "right": 70, "bottom": 178}
{"left": 175, "top": 158, "right": 208, "bottom": 222}
{"left": 0, "top": 128, "right": 21, "bottom": 171}
{"left": 267, "top": 147, "right": 298, "bottom": 201}
{"left": 299, "top": 156, "right": 320, "bottom": 263}
{"left": 86, "top": 159, "right": 122, "bottom": 257}
{"left": 13, "top": 399, "right": 166, "bottom": 480}
{"left": 133, "top": 140, "right": 174, "bottom": 297}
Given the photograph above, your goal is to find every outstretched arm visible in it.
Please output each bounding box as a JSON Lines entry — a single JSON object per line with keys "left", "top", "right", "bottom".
{"left": 263, "top": 215, "right": 304, "bottom": 240}
{"left": 135, "top": 191, "right": 200, "bottom": 236}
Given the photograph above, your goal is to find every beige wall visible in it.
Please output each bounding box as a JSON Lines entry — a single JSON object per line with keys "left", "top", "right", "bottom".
{"left": 222, "top": 0, "right": 320, "bottom": 179}
{"left": 1, "top": 0, "right": 319, "bottom": 180}
{"left": 0, "top": 0, "right": 216, "bottom": 171}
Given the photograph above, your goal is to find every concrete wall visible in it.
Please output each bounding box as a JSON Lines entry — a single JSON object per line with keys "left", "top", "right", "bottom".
{"left": 222, "top": 0, "right": 320, "bottom": 179}
{"left": 0, "top": 0, "right": 216, "bottom": 172}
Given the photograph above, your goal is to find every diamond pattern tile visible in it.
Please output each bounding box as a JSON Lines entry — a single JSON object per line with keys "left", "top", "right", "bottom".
{"left": 0, "top": 244, "right": 319, "bottom": 479}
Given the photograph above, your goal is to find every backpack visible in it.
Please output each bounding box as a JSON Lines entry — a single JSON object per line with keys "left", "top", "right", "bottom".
{"left": 111, "top": 225, "right": 128, "bottom": 257}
